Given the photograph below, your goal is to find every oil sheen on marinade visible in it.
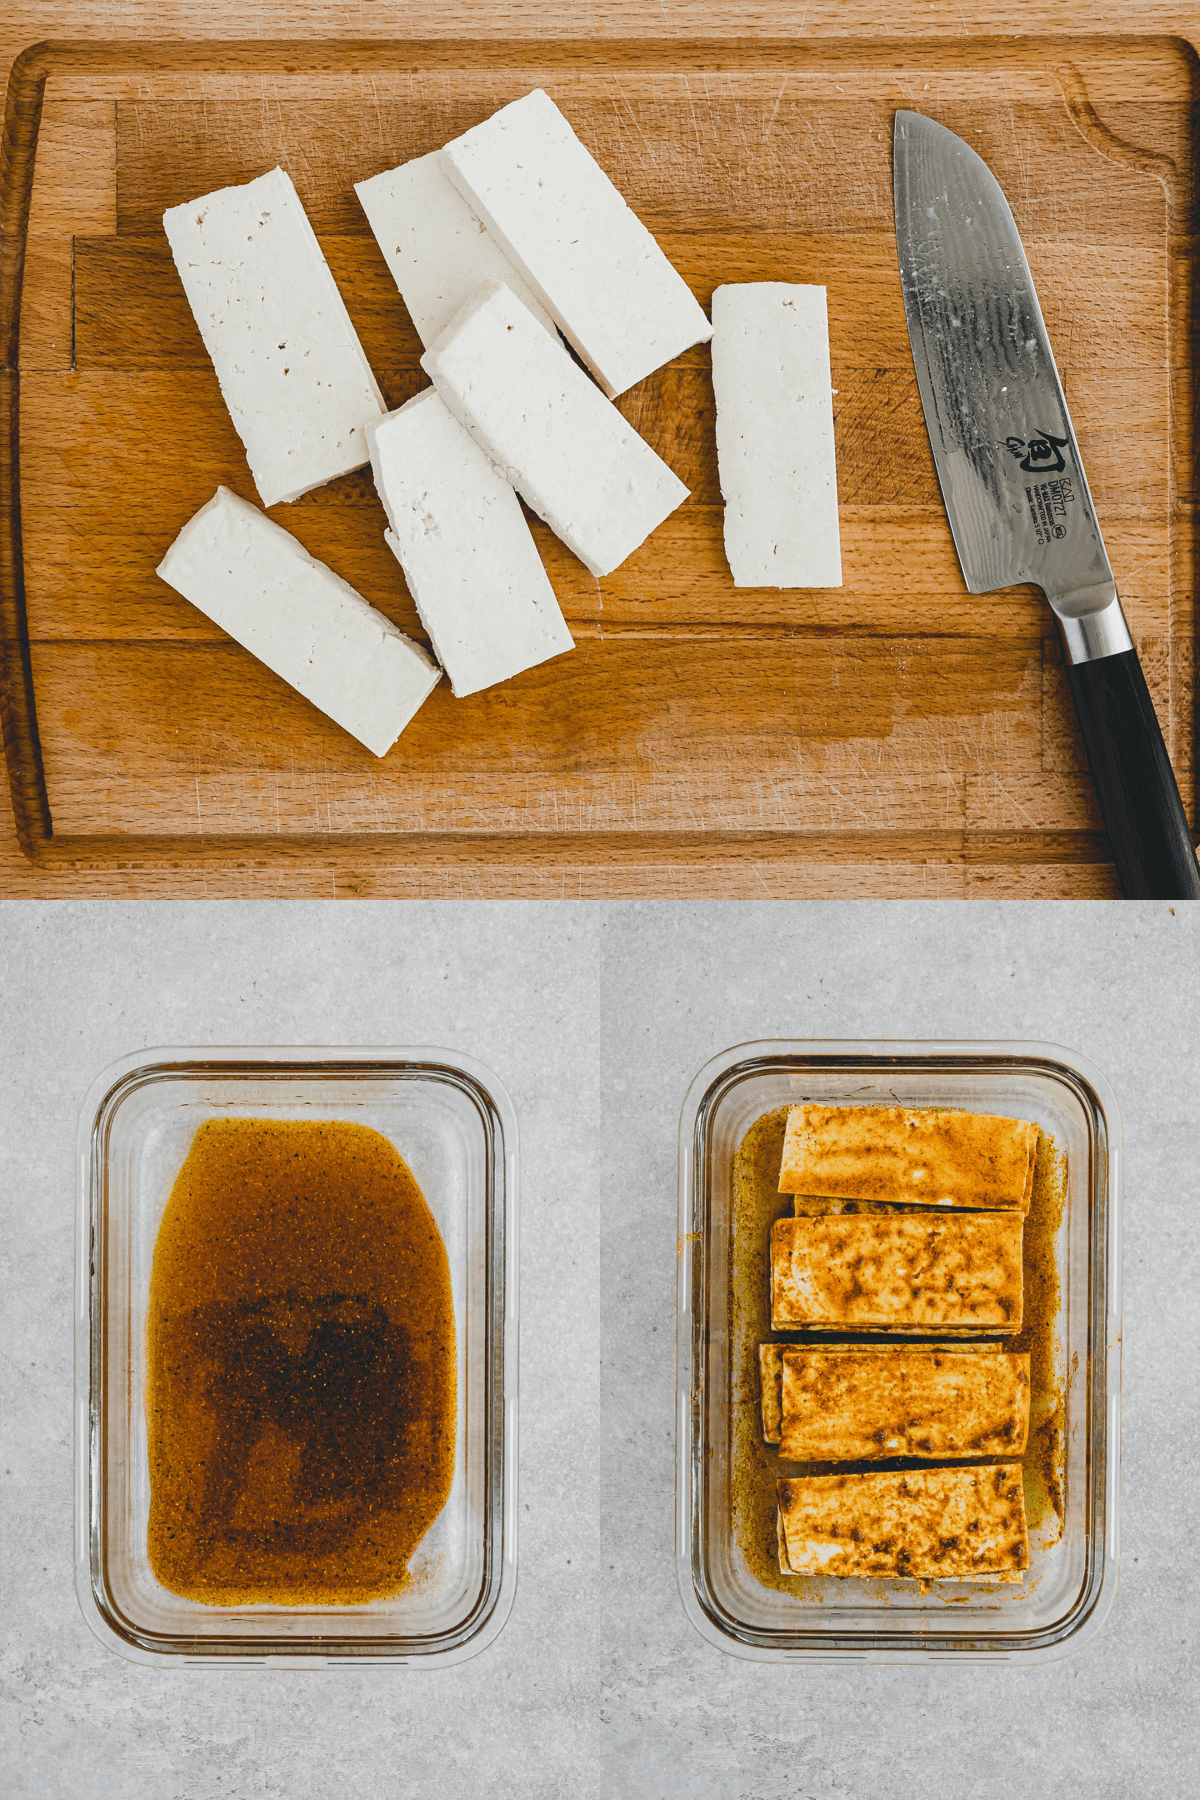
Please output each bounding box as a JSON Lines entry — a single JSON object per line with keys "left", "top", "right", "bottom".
{"left": 729, "top": 1106, "right": 1066, "bottom": 1596}
{"left": 146, "top": 1119, "right": 455, "bottom": 1606}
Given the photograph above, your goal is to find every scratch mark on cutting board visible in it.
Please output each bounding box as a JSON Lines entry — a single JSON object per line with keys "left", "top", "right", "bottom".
{"left": 194, "top": 777, "right": 203, "bottom": 833}
{"left": 681, "top": 76, "right": 704, "bottom": 160}
{"left": 609, "top": 81, "right": 660, "bottom": 174}
{"left": 1003, "top": 81, "right": 1030, "bottom": 209}
{"left": 989, "top": 778, "right": 1042, "bottom": 831}
{"left": 762, "top": 78, "right": 790, "bottom": 145}
{"left": 370, "top": 76, "right": 383, "bottom": 152}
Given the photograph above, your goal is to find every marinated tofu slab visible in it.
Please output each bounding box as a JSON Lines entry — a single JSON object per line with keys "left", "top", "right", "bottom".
{"left": 777, "top": 1464, "right": 1030, "bottom": 1581}
{"left": 759, "top": 1344, "right": 786, "bottom": 1443}
{"left": 770, "top": 1212, "right": 1024, "bottom": 1332}
{"left": 778, "top": 1104, "right": 1037, "bottom": 1213}
{"left": 765, "top": 1346, "right": 1030, "bottom": 1461}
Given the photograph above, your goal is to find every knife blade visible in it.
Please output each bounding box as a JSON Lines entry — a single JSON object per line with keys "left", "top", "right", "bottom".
{"left": 894, "top": 108, "right": 1200, "bottom": 899}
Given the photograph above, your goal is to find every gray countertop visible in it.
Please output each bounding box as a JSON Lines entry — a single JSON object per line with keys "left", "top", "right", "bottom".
{"left": 2, "top": 900, "right": 1198, "bottom": 1799}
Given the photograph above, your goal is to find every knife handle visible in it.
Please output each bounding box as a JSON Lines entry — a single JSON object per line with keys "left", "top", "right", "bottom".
{"left": 1065, "top": 649, "right": 1200, "bottom": 899}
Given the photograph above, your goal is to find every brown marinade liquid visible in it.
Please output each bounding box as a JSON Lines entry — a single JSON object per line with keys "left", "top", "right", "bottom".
{"left": 147, "top": 1119, "right": 456, "bottom": 1607}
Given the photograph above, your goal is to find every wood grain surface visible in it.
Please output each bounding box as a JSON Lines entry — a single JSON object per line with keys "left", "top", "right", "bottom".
{"left": 2, "top": 7, "right": 1198, "bottom": 897}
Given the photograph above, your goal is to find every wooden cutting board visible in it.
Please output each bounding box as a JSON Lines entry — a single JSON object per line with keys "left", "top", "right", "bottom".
{"left": 2, "top": 27, "right": 1196, "bottom": 896}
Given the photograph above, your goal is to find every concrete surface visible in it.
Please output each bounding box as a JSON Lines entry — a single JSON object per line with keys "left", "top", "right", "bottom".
{"left": 2, "top": 900, "right": 1198, "bottom": 1800}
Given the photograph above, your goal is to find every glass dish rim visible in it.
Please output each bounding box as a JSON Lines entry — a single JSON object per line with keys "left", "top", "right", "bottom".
{"left": 674, "top": 1035, "right": 1122, "bottom": 1665}
{"left": 75, "top": 1042, "right": 519, "bottom": 1669}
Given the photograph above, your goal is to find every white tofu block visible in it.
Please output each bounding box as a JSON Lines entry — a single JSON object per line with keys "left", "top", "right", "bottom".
{"left": 711, "top": 283, "right": 843, "bottom": 589}
{"left": 163, "top": 167, "right": 386, "bottom": 506}
{"left": 355, "top": 151, "right": 559, "bottom": 350}
{"left": 367, "top": 390, "right": 574, "bottom": 698}
{"left": 441, "top": 89, "right": 712, "bottom": 399}
{"left": 156, "top": 487, "right": 440, "bottom": 756}
{"left": 421, "top": 281, "right": 689, "bottom": 579}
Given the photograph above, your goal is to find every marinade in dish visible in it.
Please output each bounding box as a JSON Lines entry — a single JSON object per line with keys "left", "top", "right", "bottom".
{"left": 146, "top": 1119, "right": 455, "bottom": 1606}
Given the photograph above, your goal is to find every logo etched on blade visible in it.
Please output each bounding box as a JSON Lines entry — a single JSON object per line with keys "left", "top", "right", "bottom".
{"left": 1024, "top": 474, "right": 1076, "bottom": 547}
{"left": 1005, "top": 430, "right": 1069, "bottom": 475}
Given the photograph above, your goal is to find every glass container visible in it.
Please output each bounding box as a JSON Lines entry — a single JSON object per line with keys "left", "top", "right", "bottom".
{"left": 675, "top": 1039, "right": 1121, "bottom": 1663}
{"left": 76, "top": 1046, "right": 517, "bottom": 1667}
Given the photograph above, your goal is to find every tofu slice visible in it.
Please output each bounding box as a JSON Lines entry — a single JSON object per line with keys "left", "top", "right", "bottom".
{"left": 711, "top": 283, "right": 842, "bottom": 589}
{"left": 777, "top": 1508, "right": 792, "bottom": 1576}
{"left": 770, "top": 1212, "right": 1024, "bottom": 1333}
{"left": 163, "top": 167, "right": 386, "bottom": 506}
{"left": 157, "top": 487, "right": 440, "bottom": 756}
{"left": 441, "top": 88, "right": 712, "bottom": 398}
{"left": 759, "top": 1344, "right": 785, "bottom": 1444}
{"left": 777, "top": 1465, "right": 1030, "bottom": 1581}
{"left": 777, "top": 1346, "right": 1030, "bottom": 1462}
{"left": 355, "top": 151, "right": 559, "bottom": 349}
{"left": 366, "top": 389, "right": 574, "bottom": 699}
{"left": 779, "top": 1103, "right": 1038, "bottom": 1213}
{"left": 421, "top": 279, "right": 689, "bottom": 578}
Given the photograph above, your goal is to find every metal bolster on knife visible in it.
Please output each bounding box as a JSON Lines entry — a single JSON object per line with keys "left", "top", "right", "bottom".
{"left": 1048, "top": 582, "right": 1135, "bottom": 665}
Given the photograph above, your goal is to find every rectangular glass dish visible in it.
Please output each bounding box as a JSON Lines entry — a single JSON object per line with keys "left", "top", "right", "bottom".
{"left": 76, "top": 1046, "right": 518, "bottom": 1667}
{"left": 675, "top": 1039, "right": 1121, "bottom": 1663}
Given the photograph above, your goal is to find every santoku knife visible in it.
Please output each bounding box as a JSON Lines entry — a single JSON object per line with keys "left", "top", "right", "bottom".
{"left": 894, "top": 109, "right": 1200, "bottom": 899}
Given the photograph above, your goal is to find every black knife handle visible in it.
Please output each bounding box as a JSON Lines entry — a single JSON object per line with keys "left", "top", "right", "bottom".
{"left": 1065, "top": 649, "right": 1200, "bottom": 899}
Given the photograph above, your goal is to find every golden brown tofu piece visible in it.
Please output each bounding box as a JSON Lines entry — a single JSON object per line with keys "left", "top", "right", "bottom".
{"left": 771, "top": 1212, "right": 1023, "bottom": 1332}
{"left": 759, "top": 1344, "right": 785, "bottom": 1443}
{"left": 777, "top": 1464, "right": 1029, "bottom": 1580}
{"left": 778, "top": 1346, "right": 1030, "bottom": 1461}
{"left": 778, "top": 1104, "right": 1037, "bottom": 1213}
